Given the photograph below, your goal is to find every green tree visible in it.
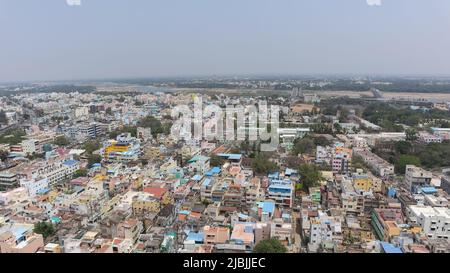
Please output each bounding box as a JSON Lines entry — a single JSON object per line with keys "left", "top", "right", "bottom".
{"left": 333, "top": 123, "right": 343, "bottom": 134}
{"left": 87, "top": 154, "right": 102, "bottom": 167}
{"left": 210, "top": 155, "right": 225, "bottom": 167}
{"left": 33, "top": 222, "right": 55, "bottom": 239}
{"left": 110, "top": 125, "right": 137, "bottom": 139}
{"left": 137, "top": 116, "right": 163, "bottom": 137}
{"left": 405, "top": 128, "right": 419, "bottom": 142}
{"left": 73, "top": 169, "right": 88, "bottom": 178}
{"left": 253, "top": 238, "right": 287, "bottom": 253}
{"left": 0, "top": 110, "right": 7, "bottom": 125}
{"left": 0, "top": 150, "right": 8, "bottom": 162}
{"left": 53, "top": 136, "right": 70, "bottom": 147}
{"left": 298, "top": 163, "right": 322, "bottom": 190}
{"left": 292, "top": 137, "right": 315, "bottom": 155}
{"left": 394, "top": 141, "right": 412, "bottom": 154}
{"left": 82, "top": 140, "right": 101, "bottom": 155}
{"left": 251, "top": 153, "right": 279, "bottom": 174}
{"left": 0, "top": 129, "right": 26, "bottom": 145}
{"left": 395, "top": 155, "right": 421, "bottom": 174}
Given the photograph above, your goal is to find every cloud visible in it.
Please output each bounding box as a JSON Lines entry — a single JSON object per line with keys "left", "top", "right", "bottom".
{"left": 366, "top": 0, "right": 382, "bottom": 6}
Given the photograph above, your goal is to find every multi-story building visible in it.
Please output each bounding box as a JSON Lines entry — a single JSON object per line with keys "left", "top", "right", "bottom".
{"left": 308, "top": 212, "right": 343, "bottom": 253}
{"left": 267, "top": 178, "right": 294, "bottom": 208}
{"left": 419, "top": 132, "right": 442, "bottom": 144}
{"left": 19, "top": 178, "right": 49, "bottom": 197}
{"left": 315, "top": 146, "right": 332, "bottom": 165}
{"left": 407, "top": 205, "right": 450, "bottom": 241}
{"left": 371, "top": 208, "right": 405, "bottom": 241}
{"left": 332, "top": 147, "right": 352, "bottom": 174}
{"left": 405, "top": 165, "right": 432, "bottom": 193}
{"left": 353, "top": 148, "right": 394, "bottom": 178}
{"left": 230, "top": 223, "right": 255, "bottom": 250}
{"left": 0, "top": 224, "right": 44, "bottom": 253}
{"left": 203, "top": 226, "right": 230, "bottom": 245}
{"left": 0, "top": 172, "right": 18, "bottom": 191}
{"left": 132, "top": 192, "right": 161, "bottom": 215}
{"left": 103, "top": 134, "right": 140, "bottom": 163}
{"left": 440, "top": 175, "right": 450, "bottom": 195}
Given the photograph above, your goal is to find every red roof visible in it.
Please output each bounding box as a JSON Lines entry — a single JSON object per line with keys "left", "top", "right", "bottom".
{"left": 143, "top": 187, "right": 167, "bottom": 199}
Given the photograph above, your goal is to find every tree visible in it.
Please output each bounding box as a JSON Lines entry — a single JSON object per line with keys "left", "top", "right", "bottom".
{"left": 110, "top": 125, "right": 137, "bottom": 139}
{"left": 33, "top": 222, "right": 55, "bottom": 239}
{"left": 73, "top": 169, "right": 88, "bottom": 178}
{"left": 405, "top": 128, "right": 419, "bottom": 142}
{"left": 333, "top": 123, "right": 343, "bottom": 134}
{"left": 0, "top": 110, "right": 7, "bottom": 125}
{"left": 292, "top": 137, "right": 315, "bottom": 155}
{"left": 313, "top": 136, "right": 332, "bottom": 147}
{"left": 82, "top": 140, "right": 101, "bottom": 155}
{"left": 253, "top": 238, "right": 287, "bottom": 253}
{"left": 394, "top": 141, "right": 412, "bottom": 154}
{"left": 87, "top": 154, "right": 102, "bottom": 167}
{"left": 0, "top": 150, "right": 8, "bottom": 162}
{"left": 251, "top": 153, "right": 279, "bottom": 174}
{"left": 298, "top": 163, "right": 322, "bottom": 190}
{"left": 105, "top": 108, "right": 113, "bottom": 116}
{"left": 395, "top": 155, "right": 421, "bottom": 174}
{"left": 210, "top": 155, "right": 225, "bottom": 167}
{"left": 137, "top": 116, "right": 163, "bottom": 137}
{"left": 53, "top": 136, "right": 70, "bottom": 147}
{"left": 352, "top": 155, "right": 367, "bottom": 171}
{"left": 0, "top": 129, "right": 26, "bottom": 145}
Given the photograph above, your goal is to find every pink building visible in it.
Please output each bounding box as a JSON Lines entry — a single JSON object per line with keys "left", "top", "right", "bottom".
{"left": 203, "top": 226, "right": 229, "bottom": 245}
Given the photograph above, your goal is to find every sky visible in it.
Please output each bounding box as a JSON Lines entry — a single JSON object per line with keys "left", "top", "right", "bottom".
{"left": 1, "top": 0, "right": 450, "bottom": 82}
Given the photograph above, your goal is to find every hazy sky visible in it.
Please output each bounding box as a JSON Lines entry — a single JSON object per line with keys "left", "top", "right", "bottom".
{"left": 1, "top": 0, "right": 450, "bottom": 82}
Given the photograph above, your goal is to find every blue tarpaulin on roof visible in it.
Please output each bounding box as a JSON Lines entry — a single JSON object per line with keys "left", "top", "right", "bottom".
{"left": 421, "top": 187, "right": 437, "bottom": 194}
{"left": 380, "top": 242, "right": 403, "bottom": 253}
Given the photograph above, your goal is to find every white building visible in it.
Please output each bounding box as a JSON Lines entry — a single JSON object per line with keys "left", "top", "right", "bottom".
{"left": 19, "top": 178, "right": 49, "bottom": 197}
{"left": 407, "top": 205, "right": 450, "bottom": 241}
{"left": 419, "top": 132, "right": 443, "bottom": 144}
{"left": 308, "top": 211, "right": 343, "bottom": 252}
{"left": 405, "top": 165, "right": 432, "bottom": 193}
{"left": 316, "top": 146, "right": 331, "bottom": 164}
{"left": 20, "top": 139, "right": 37, "bottom": 155}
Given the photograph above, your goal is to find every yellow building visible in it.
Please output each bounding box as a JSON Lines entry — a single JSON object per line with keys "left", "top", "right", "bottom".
{"left": 145, "top": 146, "right": 161, "bottom": 159}
{"left": 48, "top": 190, "right": 59, "bottom": 203}
{"left": 104, "top": 141, "right": 131, "bottom": 161}
{"left": 352, "top": 169, "right": 374, "bottom": 193}
{"left": 132, "top": 193, "right": 160, "bottom": 214}
{"left": 353, "top": 177, "right": 373, "bottom": 192}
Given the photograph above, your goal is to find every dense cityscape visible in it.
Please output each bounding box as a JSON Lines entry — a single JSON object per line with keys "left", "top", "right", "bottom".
{"left": 2, "top": 2, "right": 450, "bottom": 267}
{"left": 1, "top": 82, "right": 450, "bottom": 254}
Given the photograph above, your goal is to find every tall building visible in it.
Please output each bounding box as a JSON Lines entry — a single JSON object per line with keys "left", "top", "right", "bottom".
{"left": 0, "top": 172, "right": 18, "bottom": 191}
{"left": 405, "top": 165, "right": 432, "bottom": 193}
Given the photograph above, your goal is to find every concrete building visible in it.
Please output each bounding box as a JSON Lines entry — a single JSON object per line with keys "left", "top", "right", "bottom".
{"left": 405, "top": 165, "right": 432, "bottom": 194}
{"left": 267, "top": 178, "right": 294, "bottom": 208}
{"left": 203, "top": 226, "right": 230, "bottom": 245}
{"left": 407, "top": 205, "right": 450, "bottom": 241}
{"left": 0, "top": 224, "right": 44, "bottom": 253}
{"left": 0, "top": 172, "right": 18, "bottom": 191}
